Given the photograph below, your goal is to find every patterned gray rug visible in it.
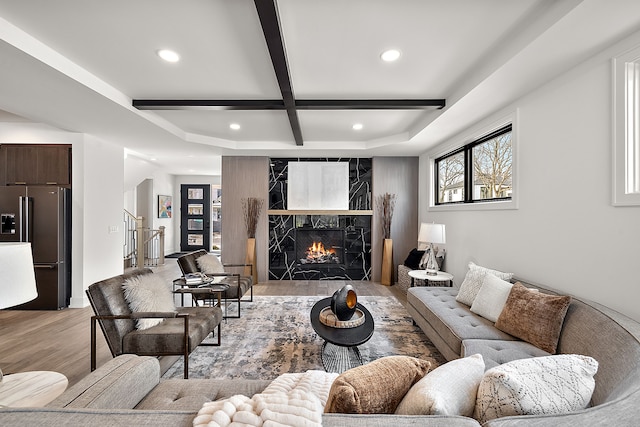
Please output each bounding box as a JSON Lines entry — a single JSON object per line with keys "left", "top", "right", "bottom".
{"left": 162, "top": 296, "right": 446, "bottom": 380}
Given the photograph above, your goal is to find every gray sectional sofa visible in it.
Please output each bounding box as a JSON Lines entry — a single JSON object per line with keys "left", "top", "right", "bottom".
{"left": 2, "top": 278, "right": 640, "bottom": 426}
{"left": 407, "top": 280, "right": 640, "bottom": 425}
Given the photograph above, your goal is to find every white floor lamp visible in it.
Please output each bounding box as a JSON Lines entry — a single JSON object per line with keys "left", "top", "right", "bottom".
{"left": 0, "top": 242, "right": 38, "bottom": 382}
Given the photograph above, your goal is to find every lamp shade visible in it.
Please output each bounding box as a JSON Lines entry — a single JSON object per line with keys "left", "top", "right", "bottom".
{"left": 0, "top": 242, "right": 38, "bottom": 309}
{"left": 418, "top": 223, "right": 446, "bottom": 245}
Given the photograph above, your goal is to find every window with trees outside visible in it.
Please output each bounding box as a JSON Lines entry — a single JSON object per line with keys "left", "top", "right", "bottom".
{"left": 435, "top": 125, "right": 512, "bottom": 205}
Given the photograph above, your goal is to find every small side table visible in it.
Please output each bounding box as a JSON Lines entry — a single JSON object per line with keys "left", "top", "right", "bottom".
{"left": 408, "top": 270, "right": 454, "bottom": 287}
{"left": 310, "top": 297, "right": 375, "bottom": 373}
{"left": 174, "top": 283, "right": 230, "bottom": 319}
{"left": 0, "top": 371, "right": 68, "bottom": 407}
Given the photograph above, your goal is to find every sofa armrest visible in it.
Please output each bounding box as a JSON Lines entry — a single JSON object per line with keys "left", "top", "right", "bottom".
{"left": 223, "top": 263, "right": 253, "bottom": 275}
{"left": 47, "top": 354, "right": 160, "bottom": 410}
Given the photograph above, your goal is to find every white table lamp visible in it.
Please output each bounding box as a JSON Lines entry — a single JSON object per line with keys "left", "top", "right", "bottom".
{"left": 417, "top": 223, "right": 446, "bottom": 275}
{"left": 0, "top": 242, "right": 38, "bottom": 382}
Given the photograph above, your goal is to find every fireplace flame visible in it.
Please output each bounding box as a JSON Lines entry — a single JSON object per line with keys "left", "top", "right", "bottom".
{"left": 304, "top": 241, "right": 338, "bottom": 263}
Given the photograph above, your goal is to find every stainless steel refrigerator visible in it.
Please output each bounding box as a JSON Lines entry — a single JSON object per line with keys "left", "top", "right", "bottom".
{"left": 0, "top": 186, "right": 71, "bottom": 309}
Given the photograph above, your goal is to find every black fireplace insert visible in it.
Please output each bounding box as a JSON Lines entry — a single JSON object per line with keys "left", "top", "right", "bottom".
{"left": 295, "top": 228, "right": 344, "bottom": 265}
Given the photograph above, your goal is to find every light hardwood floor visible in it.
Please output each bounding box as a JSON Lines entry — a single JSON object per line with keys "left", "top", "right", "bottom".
{"left": 0, "top": 259, "right": 406, "bottom": 387}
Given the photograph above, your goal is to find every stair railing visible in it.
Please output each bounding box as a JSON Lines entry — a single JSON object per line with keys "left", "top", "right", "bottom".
{"left": 123, "top": 210, "right": 165, "bottom": 268}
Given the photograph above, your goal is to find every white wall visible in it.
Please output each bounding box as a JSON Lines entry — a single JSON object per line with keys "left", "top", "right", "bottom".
{"left": 420, "top": 32, "right": 640, "bottom": 322}
{"left": 70, "top": 135, "right": 124, "bottom": 307}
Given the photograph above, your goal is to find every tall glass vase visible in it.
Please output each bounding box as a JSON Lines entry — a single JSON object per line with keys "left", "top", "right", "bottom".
{"left": 381, "top": 238, "right": 393, "bottom": 286}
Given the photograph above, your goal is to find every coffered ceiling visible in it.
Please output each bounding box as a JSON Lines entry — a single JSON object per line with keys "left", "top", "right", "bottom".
{"left": 0, "top": 0, "right": 639, "bottom": 175}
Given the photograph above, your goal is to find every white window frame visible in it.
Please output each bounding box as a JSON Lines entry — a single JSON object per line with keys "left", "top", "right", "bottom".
{"left": 612, "top": 45, "right": 640, "bottom": 206}
{"left": 428, "top": 111, "right": 518, "bottom": 212}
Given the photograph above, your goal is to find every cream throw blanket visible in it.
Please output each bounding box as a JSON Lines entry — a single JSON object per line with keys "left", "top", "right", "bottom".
{"left": 192, "top": 370, "right": 339, "bottom": 427}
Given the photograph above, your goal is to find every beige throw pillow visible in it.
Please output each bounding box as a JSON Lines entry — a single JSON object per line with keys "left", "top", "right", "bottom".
{"left": 470, "top": 274, "right": 513, "bottom": 323}
{"left": 456, "top": 262, "right": 514, "bottom": 306}
{"left": 474, "top": 354, "right": 598, "bottom": 423}
{"left": 122, "top": 274, "right": 176, "bottom": 330}
{"left": 196, "top": 254, "right": 225, "bottom": 283}
{"left": 395, "top": 354, "right": 485, "bottom": 416}
{"left": 495, "top": 283, "right": 571, "bottom": 353}
{"left": 324, "top": 356, "right": 431, "bottom": 414}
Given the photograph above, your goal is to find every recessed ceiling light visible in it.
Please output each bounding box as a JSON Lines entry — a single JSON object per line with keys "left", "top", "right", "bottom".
{"left": 380, "top": 49, "right": 401, "bottom": 62}
{"left": 229, "top": 123, "right": 241, "bottom": 130}
{"left": 352, "top": 123, "right": 364, "bottom": 131}
{"left": 157, "top": 49, "right": 180, "bottom": 63}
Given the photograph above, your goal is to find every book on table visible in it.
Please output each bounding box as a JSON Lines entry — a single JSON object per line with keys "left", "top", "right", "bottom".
{"left": 184, "top": 272, "right": 207, "bottom": 284}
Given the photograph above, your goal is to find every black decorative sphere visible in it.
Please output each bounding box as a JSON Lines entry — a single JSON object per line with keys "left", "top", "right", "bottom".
{"left": 331, "top": 285, "right": 358, "bottom": 321}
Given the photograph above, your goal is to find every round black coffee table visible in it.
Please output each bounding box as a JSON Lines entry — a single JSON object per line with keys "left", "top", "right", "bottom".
{"left": 310, "top": 297, "right": 374, "bottom": 373}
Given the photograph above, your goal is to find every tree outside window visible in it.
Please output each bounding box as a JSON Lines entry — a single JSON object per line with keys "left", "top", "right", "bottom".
{"left": 473, "top": 132, "right": 512, "bottom": 201}
{"left": 435, "top": 125, "right": 512, "bottom": 205}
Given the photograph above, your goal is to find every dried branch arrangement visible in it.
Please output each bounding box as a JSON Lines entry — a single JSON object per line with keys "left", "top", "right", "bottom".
{"left": 376, "top": 192, "right": 397, "bottom": 240}
{"left": 242, "top": 197, "right": 264, "bottom": 238}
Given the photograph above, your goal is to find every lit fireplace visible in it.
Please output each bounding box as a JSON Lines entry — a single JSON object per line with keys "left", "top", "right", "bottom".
{"left": 300, "top": 241, "right": 341, "bottom": 264}
{"left": 294, "top": 223, "right": 345, "bottom": 267}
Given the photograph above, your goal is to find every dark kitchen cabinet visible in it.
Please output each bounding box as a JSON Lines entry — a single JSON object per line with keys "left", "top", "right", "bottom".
{"left": 2, "top": 144, "right": 71, "bottom": 186}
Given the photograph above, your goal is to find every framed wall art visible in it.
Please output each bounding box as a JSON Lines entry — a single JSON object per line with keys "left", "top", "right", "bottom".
{"left": 158, "top": 195, "right": 172, "bottom": 218}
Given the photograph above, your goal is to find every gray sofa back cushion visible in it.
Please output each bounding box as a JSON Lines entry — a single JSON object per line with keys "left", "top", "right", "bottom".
{"left": 556, "top": 295, "right": 640, "bottom": 405}
{"left": 86, "top": 268, "right": 153, "bottom": 356}
{"left": 48, "top": 354, "right": 160, "bottom": 410}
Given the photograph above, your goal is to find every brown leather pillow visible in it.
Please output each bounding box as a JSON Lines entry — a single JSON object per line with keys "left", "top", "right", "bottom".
{"left": 495, "top": 282, "right": 571, "bottom": 353}
{"left": 324, "top": 356, "right": 431, "bottom": 414}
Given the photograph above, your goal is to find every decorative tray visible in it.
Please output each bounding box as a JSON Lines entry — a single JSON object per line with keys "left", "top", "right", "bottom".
{"left": 319, "top": 307, "right": 365, "bottom": 328}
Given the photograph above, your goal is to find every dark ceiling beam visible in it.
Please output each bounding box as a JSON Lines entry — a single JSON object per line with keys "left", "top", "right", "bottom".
{"left": 132, "top": 99, "right": 285, "bottom": 110}
{"left": 295, "top": 99, "right": 446, "bottom": 110}
{"left": 132, "top": 98, "right": 446, "bottom": 111}
{"left": 132, "top": 0, "right": 448, "bottom": 145}
{"left": 254, "top": 0, "right": 303, "bottom": 146}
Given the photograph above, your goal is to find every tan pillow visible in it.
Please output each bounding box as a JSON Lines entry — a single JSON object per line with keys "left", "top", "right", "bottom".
{"left": 324, "top": 356, "right": 431, "bottom": 414}
{"left": 495, "top": 283, "right": 571, "bottom": 353}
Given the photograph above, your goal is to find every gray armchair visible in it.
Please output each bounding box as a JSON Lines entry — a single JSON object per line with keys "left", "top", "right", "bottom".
{"left": 86, "top": 268, "right": 223, "bottom": 379}
{"left": 175, "top": 250, "right": 253, "bottom": 318}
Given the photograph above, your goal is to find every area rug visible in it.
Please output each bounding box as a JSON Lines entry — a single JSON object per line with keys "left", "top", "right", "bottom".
{"left": 162, "top": 296, "right": 446, "bottom": 380}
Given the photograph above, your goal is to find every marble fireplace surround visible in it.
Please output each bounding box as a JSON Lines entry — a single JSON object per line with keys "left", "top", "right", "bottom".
{"left": 268, "top": 158, "right": 373, "bottom": 280}
{"left": 268, "top": 211, "right": 372, "bottom": 280}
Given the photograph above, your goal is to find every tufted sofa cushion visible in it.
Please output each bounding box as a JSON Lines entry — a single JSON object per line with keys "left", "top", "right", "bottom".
{"left": 407, "top": 287, "right": 517, "bottom": 360}
{"left": 461, "top": 339, "right": 550, "bottom": 370}
{"left": 136, "top": 378, "right": 271, "bottom": 411}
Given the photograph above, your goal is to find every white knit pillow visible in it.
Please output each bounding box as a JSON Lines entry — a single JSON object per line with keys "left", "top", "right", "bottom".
{"left": 474, "top": 354, "right": 598, "bottom": 423}
{"left": 470, "top": 274, "right": 513, "bottom": 322}
{"left": 196, "top": 254, "right": 225, "bottom": 283}
{"left": 395, "top": 354, "right": 485, "bottom": 416}
{"left": 456, "top": 262, "right": 514, "bottom": 306}
{"left": 122, "top": 274, "right": 176, "bottom": 330}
